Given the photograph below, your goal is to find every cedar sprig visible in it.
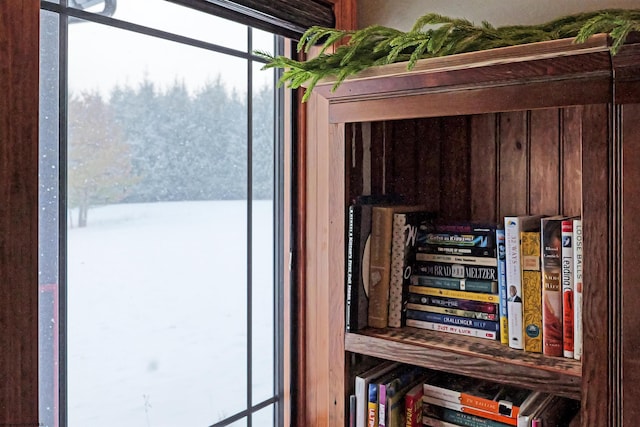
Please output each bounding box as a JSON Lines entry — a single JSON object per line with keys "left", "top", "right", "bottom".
{"left": 257, "top": 9, "right": 640, "bottom": 101}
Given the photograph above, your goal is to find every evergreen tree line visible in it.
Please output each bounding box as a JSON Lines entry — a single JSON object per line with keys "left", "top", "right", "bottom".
{"left": 68, "top": 76, "right": 275, "bottom": 226}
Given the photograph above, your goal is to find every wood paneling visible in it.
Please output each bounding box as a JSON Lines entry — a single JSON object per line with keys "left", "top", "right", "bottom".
{"left": 0, "top": 1, "right": 40, "bottom": 424}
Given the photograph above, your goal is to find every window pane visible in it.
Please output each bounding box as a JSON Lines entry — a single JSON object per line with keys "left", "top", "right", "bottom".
{"left": 252, "top": 62, "right": 275, "bottom": 405}
{"left": 252, "top": 28, "right": 275, "bottom": 56}
{"left": 39, "top": 9, "right": 61, "bottom": 427}
{"left": 70, "top": 0, "right": 248, "bottom": 52}
{"left": 253, "top": 404, "right": 275, "bottom": 426}
{"left": 66, "top": 20, "right": 251, "bottom": 426}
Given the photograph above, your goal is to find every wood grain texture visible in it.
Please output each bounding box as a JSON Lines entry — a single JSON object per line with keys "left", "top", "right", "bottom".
{"left": 529, "top": 108, "right": 561, "bottom": 215}
{"left": 562, "top": 106, "right": 583, "bottom": 217}
{"left": 498, "top": 111, "right": 528, "bottom": 217}
{"left": 439, "top": 116, "right": 470, "bottom": 220}
{"left": 345, "top": 328, "right": 581, "bottom": 399}
{"left": 622, "top": 103, "right": 640, "bottom": 425}
{"left": 0, "top": 1, "right": 39, "bottom": 424}
{"left": 580, "top": 103, "right": 611, "bottom": 427}
{"left": 470, "top": 114, "right": 497, "bottom": 222}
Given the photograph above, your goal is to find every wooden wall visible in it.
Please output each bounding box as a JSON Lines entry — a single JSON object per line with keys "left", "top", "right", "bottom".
{"left": 346, "top": 107, "right": 583, "bottom": 221}
{"left": 0, "top": 0, "right": 40, "bottom": 424}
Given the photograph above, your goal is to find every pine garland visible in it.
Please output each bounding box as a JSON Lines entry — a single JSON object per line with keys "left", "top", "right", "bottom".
{"left": 257, "top": 9, "right": 640, "bottom": 101}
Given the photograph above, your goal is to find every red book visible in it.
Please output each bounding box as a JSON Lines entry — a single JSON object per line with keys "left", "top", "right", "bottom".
{"left": 404, "top": 382, "right": 423, "bottom": 427}
{"left": 561, "top": 218, "right": 577, "bottom": 358}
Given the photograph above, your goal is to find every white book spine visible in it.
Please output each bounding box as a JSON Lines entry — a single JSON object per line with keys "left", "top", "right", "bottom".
{"left": 573, "top": 219, "right": 583, "bottom": 360}
{"left": 406, "top": 318, "right": 498, "bottom": 340}
{"left": 505, "top": 217, "right": 525, "bottom": 350}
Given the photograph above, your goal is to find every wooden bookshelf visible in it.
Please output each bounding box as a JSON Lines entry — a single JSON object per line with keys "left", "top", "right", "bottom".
{"left": 299, "top": 34, "right": 640, "bottom": 426}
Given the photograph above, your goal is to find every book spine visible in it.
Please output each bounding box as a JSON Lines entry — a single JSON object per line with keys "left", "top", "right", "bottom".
{"left": 406, "top": 318, "right": 498, "bottom": 340}
{"left": 379, "top": 382, "right": 388, "bottom": 427}
{"left": 496, "top": 228, "right": 509, "bottom": 345}
{"left": 423, "top": 401, "right": 512, "bottom": 427}
{"left": 561, "top": 220, "right": 574, "bottom": 358}
{"left": 405, "top": 383, "right": 423, "bottom": 427}
{"left": 408, "top": 285, "right": 500, "bottom": 304}
{"left": 411, "top": 275, "right": 498, "bottom": 294}
{"left": 415, "top": 252, "right": 497, "bottom": 267}
{"left": 350, "top": 394, "right": 357, "bottom": 427}
{"left": 423, "top": 394, "right": 518, "bottom": 426}
{"left": 368, "top": 382, "right": 379, "bottom": 427}
{"left": 418, "top": 231, "right": 496, "bottom": 249}
{"left": 407, "top": 293, "right": 498, "bottom": 314}
{"left": 405, "top": 303, "right": 498, "bottom": 321}
{"left": 521, "top": 231, "right": 542, "bottom": 353}
{"left": 504, "top": 217, "right": 524, "bottom": 350}
{"left": 422, "top": 415, "right": 473, "bottom": 427}
{"left": 541, "top": 218, "right": 564, "bottom": 357}
{"left": 346, "top": 205, "right": 356, "bottom": 332}
{"left": 413, "top": 261, "right": 498, "bottom": 281}
{"left": 573, "top": 219, "right": 583, "bottom": 361}
{"left": 418, "top": 243, "right": 496, "bottom": 257}
{"left": 388, "top": 213, "right": 410, "bottom": 328}
{"left": 368, "top": 206, "right": 396, "bottom": 328}
{"left": 406, "top": 310, "right": 500, "bottom": 332}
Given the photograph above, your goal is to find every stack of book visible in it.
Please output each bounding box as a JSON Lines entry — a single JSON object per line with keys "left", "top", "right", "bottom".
{"left": 406, "top": 220, "right": 500, "bottom": 341}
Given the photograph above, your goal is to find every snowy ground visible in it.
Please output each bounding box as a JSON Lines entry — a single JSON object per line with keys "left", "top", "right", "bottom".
{"left": 66, "top": 200, "right": 276, "bottom": 426}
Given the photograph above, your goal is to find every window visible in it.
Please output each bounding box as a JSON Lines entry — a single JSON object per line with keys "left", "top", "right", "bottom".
{"left": 39, "top": 1, "right": 286, "bottom": 426}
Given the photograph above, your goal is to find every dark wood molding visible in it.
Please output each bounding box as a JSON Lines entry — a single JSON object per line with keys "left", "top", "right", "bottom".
{"left": 0, "top": 0, "right": 40, "bottom": 423}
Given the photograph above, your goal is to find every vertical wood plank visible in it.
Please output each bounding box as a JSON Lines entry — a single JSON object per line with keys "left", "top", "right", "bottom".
{"left": 439, "top": 116, "right": 470, "bottom": 220}
{"left": 580, "top": 103, "right": 611, "bottom": 427}
{"left": 470, "top": 114, "right": 497, "bottom": 222}
{"left": 390, "top": 119, "right": 418, "bottom": 203}
{"left": 529, "top": 108, "right": 561, "bottom": 216}
{"left": 498, "top": 111, "right": 528, "bottom": 217}
{"left": 0, "top": 1, "right": 39, "bottom": 424}
{"left": 622, "top": 103, "right": 640, "bottom": 424}
{"left": 416, "top": 117, "right": 442, "bottom": 212}
{"left": 370, "top": 121, "right": 386, "bottom": 196}
{"left": 562, "top": 106, "right": 583, "bottom": 217}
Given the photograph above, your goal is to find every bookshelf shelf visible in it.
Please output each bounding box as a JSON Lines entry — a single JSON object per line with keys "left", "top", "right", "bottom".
{"left": 345, "top": 328, "right": 581, "bottom": 400}
{"left": 299, "top": 32, "right": 640, "bottom": 426}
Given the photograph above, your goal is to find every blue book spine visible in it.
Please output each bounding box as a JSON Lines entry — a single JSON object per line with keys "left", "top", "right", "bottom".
{"left": 496, "top": 228, "right": 509, "bottom": 345}
{"left": 406, "top": 310, "right": 500, "bottom": 332}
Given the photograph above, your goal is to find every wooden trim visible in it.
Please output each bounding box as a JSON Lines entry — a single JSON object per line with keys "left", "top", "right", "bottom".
{"left": 293, "top": 1, "right": 356, "bottom": 425}
{"left": 0, "top": 1, "right": 40, "bottom": 424}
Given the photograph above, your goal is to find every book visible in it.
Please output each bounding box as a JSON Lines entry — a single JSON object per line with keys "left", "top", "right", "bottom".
{"left": 521, "top": 231, "right": 542, "bottom": 353}
{"left": 422, "top": 372, "right": 531, "bottom": 420}
{"left": 355, "top": 361, "right": 401, "bottom": 427}
{"left": 406, "top": 318, "right": 499, "bottom": 340}
{"left": 389, "top": 211, "right": 435, "bottom": 328}
{"left": 406, "top": 310, "right": 500, "bottom": 332}
{"left": 504, "top": 215, "right": 545, "bottom": 350}
{"left": 496, "top": 228, "right": 509, "bottom": 345}
{"left": 350, "top": 394, "right": 357, "bottom": 427}
{"left": 369, "top": 205, "right": 426, "bottom": 328}
{"left": 561, "top": 218, "right": 577, "bottom": 358}
{"left": 423, "top": 401, "right": 512, "bottom": 427}
{"left": 369, "top": 381, "right": 380, "bottom": 427}
{"left": 385, "top": 371, "right": 431, "bottom": 427}
{"left": 515, "top": 392, "right": 549, "bottom": 427}
{"left": 407, "top": 294, "right": 498, "bottom": 314}
{"left": 422, "top": 415, "right": 467, "bottom": 426}
{"left": 541, "top": 216, "right": 566, "bottom": 357}
{"left": 572, "top": 219, "right": 583, "bottom": 361}
{"left": 422, "top": 394, "right": 517, "bottom": 426}
{"left": 378, "top": 365, "right": 425, "bottom": 427}
{"left": 405, "top": 382, "right": 424, "bottom": 427}
{"left": 411, "top": 275, "right": 498, "bottom": 294}
{"left": 408, "top": 285, "right": 500, "bottom": 304}
{"left": 413, "top": 261, "right": 498, "bottom": 281}
{"left": 415, "top": 253, "right": 498, "bottom": 267}
{"left": 405, "top": 303, "right": 498, "bottom": 321}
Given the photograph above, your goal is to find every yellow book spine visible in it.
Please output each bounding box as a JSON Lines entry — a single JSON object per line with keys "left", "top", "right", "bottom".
{"left": 521, "top": 231, "right": 542, "bottom": 353}
{"left": 408, "top": 285, "right": 499, "bottom": 303}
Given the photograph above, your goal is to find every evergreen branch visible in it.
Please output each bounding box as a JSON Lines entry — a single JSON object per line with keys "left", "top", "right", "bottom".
{"left": 258, "top": 9, "right": 640, "bottom": 101}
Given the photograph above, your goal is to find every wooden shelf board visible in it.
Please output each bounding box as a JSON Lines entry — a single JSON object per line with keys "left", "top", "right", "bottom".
{"left": 345, "top": 327, "right": 581, "bottom": 400}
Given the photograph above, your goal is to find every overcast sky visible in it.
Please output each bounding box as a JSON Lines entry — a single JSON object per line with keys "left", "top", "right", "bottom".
{"left": 67, "top": 0, "right": 275, "bottom": 98}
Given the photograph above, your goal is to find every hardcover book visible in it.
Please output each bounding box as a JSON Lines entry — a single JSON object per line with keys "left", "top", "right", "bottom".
{"left": 405, "top": 382, "right": 424, "bottom": 427}
{"left": 521, "top": 231, "right": 542, "bottom": 353}
{"left": 406, "top": 310, "right": 500, "bottom": 332}
{"left": 355, "top": 361, "right": 401, "bottom": 427}
{"left": 368, "top": 205, "right": 426, "bottom": 328}
{"left": 405, "top": 302, "right": 498, "bottom": 321}
{"left": 422, "top": 372, "right": 531, "bottom": 420}
{"left": 423, "top": 401, "right": 512, "bottom": 427}
{"left": 540, "top": 216, "right": 567, "bottom": 357}
{"left": 561, "top": 218, "right": 578, "bottom": 358}
{"left": 422, "top": 395, "right": 517, "bottom": 426}
{"left": 496, "top": 228, "right": 509, "bottom": 345}
{"left": 408, "top": 285, "right": 499, "bottom": 304}
{"left": 389, "top": 211, "right": 435, "bottom": 328}
{"left": 413, "top": 262, "right": 498, "bottom": 281}
{"left": 411, "top": 275, "right": 498, "bottom": 294}
{"left": 406, "top": 293, "right": 498, "bottom": 314}
{"left": 572, "top": 219, "right": 583, "bottom": 361}
{"left": 504, "top": 215, "right": 545, "bottom": 350}
{"left": 405, "top": 318, "right": 498, "bottom": 340}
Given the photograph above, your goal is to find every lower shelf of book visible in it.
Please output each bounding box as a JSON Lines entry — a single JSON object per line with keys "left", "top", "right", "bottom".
{"left": 345, "top": 327, "right": 581, "bottom": 400}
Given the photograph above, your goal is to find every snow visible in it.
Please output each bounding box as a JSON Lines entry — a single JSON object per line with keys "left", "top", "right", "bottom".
{"left": 66, "top": 200, "right": 276, "bottom": 426}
